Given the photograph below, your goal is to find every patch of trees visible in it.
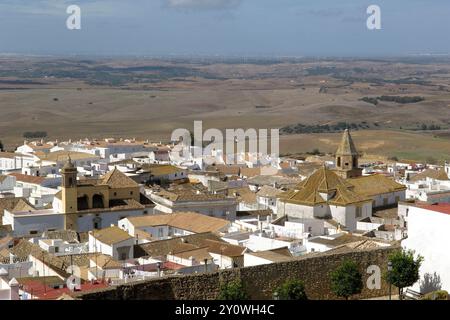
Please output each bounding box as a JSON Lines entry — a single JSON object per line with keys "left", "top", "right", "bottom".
{"left": 330, "top": 259, "right": 363, "bottom": 300}
{"left": 360, "top": 97, "right": 378, "bottom": 105}
{"left": 217, "top": 280, "right": 248, "bottom": 300}
{"left": 420, "top": 123, "right": 441, "bottom": 130}
{"left": 280, "top": 122, "right": 370, "bottom": 135}
{"left": 306, "top": 148, "right": 322, "bottom": 156}
{"left": 23, "top": 131, "right": 48, "bottom": 139}
{"left": 360, "top": 95, "right": 425, "bottom": 105}
{"left": 378, "top": 95, "right": 424, "bottom": 104}
{"left": 385, "top": 249, "right": 423, "bottom": 300}
{"left": 274, "top": 279, "right": 308, "bottom": 300}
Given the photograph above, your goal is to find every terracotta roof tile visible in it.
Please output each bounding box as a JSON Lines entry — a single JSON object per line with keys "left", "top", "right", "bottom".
{"left": 90, "top": 226, "right": 133, "bottom": 245}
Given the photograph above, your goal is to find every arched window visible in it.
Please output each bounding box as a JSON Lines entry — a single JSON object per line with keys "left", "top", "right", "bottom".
{"left": 92, "top": 194, "right": 105, "bottom": 209}
{"left": 77, "top": 195, "right": 89, "bottom": 210}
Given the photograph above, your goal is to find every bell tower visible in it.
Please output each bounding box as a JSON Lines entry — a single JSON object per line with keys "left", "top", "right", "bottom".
{"left": 334, "top": 129, "right": 362, "bottom": 179}
{"left": 61, "top": 156, "right": 78, "bottom": 214}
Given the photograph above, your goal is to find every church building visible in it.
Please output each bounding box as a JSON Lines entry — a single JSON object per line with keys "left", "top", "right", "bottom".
{"left": 277, "top": 129, "right": 406, "bottom": 231}
{"left": 3, "top": 158, "right": 155, "bottom": 237}
{"left": 54, "top": 158, "right": 155, "bottom": 232}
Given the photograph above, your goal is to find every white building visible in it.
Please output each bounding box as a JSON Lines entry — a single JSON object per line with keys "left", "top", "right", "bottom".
{"left": 119, "top": 212, "right": 230, "bottom": 241}
{"left": 0, "top": 152, "right": 37, "bottom": 173}
{"left": 89, "top": 226, "right": 135, "bottom": 261}
{"left": 403, "top": 169, "right": 450, "bottom": 202}
{"left": 2, "top": 209, "right": 65, "bottom": 237}
{"left": 256, "top": 185, "right": 283, "bottom": 214}
{"left": 0, "top": 269, "right": 19, "bottom": 300}
{"left": 148, "top": 188, "right": 237, "bottom": 220}
{"left": 0, "top": 175, "right": 15, "bottom": 193}
{"left": 244, "top": 247, "right": 293, "bottom": 267}
{"left": 243, "top": 233, "right": 304, "bottom": 256}
{"left": 402, "top": 202, "right": 450, "bottom": 294}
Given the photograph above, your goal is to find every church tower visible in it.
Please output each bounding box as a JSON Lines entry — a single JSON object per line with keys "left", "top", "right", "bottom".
{"left": 334, "top": 129, "right": 362, "bottom": 179}
{"left": 61, "top": 157, "right": 78, "bottom": 214}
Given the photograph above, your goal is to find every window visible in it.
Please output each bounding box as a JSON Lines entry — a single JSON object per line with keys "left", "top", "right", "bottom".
{"left": 356, "top": 206, "right": 362, "bottom": 218}
{"left": 130, "top": 191, "right": 133, "bottom": 195}
{"left": 54, "top": 247, "right": 59, "bottom": 253}
{"left": 29, "top": 230, "right": 38, "bottom": 235}
{"left": 120, "top": 253, "right": 127, "bottom": 261}
{"left": 158, "top": 228, "right": 163, "bottom": 238}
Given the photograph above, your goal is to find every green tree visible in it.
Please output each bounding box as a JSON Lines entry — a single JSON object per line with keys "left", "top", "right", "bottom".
{"left": 217, "top": 280, "right": 248, "bottom": 300}
{"left": 274, "top": 279, "right": 308, "bottom": 300}
{"left": 330, "top": 259, "right": 363, "bottom": 300}
{"left": 385, "top": 249, "right": 423, "bottom": 300}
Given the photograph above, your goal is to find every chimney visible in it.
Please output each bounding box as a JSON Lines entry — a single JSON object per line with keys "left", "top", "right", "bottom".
{"left": 9, "top": 278, "right": 20, "bottom": 300}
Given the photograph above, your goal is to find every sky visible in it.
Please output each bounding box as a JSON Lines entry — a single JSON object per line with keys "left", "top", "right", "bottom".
{"left": 0, "top": 0, "right": 449, "bottom": 57}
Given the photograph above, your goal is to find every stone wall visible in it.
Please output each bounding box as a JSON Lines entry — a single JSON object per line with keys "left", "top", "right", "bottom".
{"left": 75, "top": 246, "right": 399, "bottom": 300}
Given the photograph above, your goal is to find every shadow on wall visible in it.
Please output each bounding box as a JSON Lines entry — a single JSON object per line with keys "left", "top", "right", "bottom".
{"left": 420, "top": 272, "right": 442, "bottom": 294}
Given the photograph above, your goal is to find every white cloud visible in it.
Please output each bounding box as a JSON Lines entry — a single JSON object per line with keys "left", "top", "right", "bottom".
{"left": 165, "top": 0, "right": 243, "bottom": 10}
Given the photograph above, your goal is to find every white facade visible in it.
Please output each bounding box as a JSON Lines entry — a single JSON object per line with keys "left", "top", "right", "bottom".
{"left": 244, "top": 234, "right": 303, "bottom": 255}
{"left": 88, "top": 234, "right": 135, "bottom": 261}
{"left": 0, "top": 153, "right": 36, "bottom": 173}
{"left": 256, "top": 195, "right": 278, "bottom": 214}
{"left": 404, "top": 178, "right": 450, "bottom": 202}
{"left": 0, "top": 175, "right": 15, "bottom": 192}
{"left": 402, "top": 204, "right": 450, "bottom": 293}
{"left": 270, "top": 218, "right": 325, "bottom": 239}
{"left": 370, "top": 191, "right": 405, "bottom": 208}
{"left": 118, "top": 218, "right": 195, "bottom": 241}
{"left": 277, "top": 201, "right": 371, "bottom": 232}
{"left": 0, "top": 274, "right": 19, "bottom": 300}
{"left": 149, "top": 192, "right": 237, "bottom": 220}
{"left": 2, "top": 210, "right": 65, "bottom": 237}
{"left": 243, "top": 253, "right": 285, "bottom": 267}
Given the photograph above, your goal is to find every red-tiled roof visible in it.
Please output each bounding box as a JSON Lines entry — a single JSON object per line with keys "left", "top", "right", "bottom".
{"left": 418, "top": 203, "right": 450, "bottom": 216}
{"left": 8, "top": 173, "right": 46, "bottom": 185}
{"left": 20, "top": 280, "right": 109, "bottom": 300}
